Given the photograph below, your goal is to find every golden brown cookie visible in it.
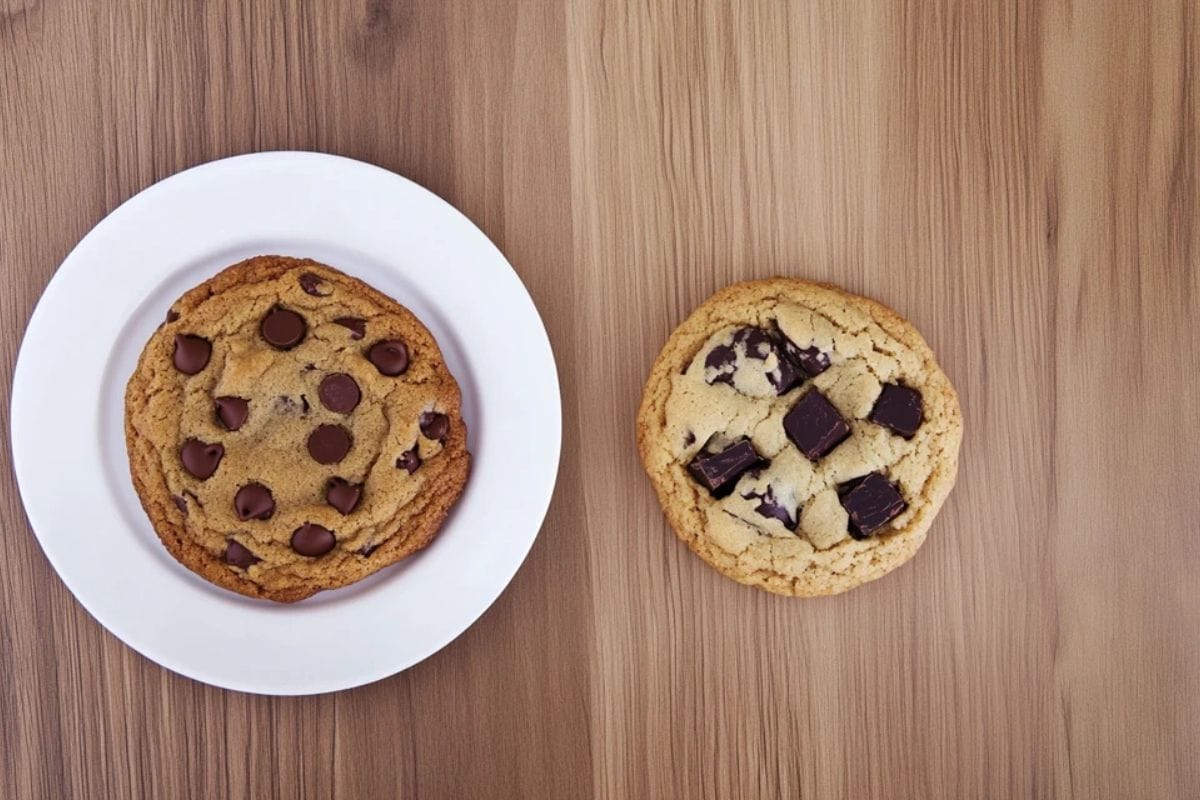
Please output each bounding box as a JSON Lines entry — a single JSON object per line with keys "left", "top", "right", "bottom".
{"left": 637, "top": 278, "right": 962, "bottom": 597}
{"left": 125, "top": 256, "right": 470, "bottom": 602}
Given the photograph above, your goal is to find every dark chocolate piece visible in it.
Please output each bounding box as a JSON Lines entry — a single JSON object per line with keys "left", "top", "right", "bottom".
{"left": 686, "top": 440, "right": 766, "bottom": 497}
{"left": 326, "top": 478, "right": 363, "bottom": 515}
{"left": 260, "top": 307, "right": 307, "bottom": 349}
{"left": 783, "top": 389, "right": 850, "bottom": 461}
{"left": 291, "top": 523, "right": 336, "bottom": 557}
{"left": 839, "top": 472, "right": 907, "bottom": 538}
{"left": 333, "top": 317, "right": 366, "bottom": 339}
{"left": 224, "top": 540, "right": 260, "bottom": 569}
{"left": 307, "top": 424, "right": 352, "bottom": 464}
{"left": 172, "top": 334, "right": 211, "bottom": 375}
{"left": 318, "top": 373, "right": 361, "bottom": 414}
{"left": 180, "top": 439, "right": 224, "bottom": 479}
{"left": 368, "top": 339, "right": 409, "bottom": 376}
{"left": 396, "top": 448, "right": 422, "bottom": 474}
{"left": 419, "top": 411, "right": 449, "bottom": 442}
{"left": 234, "top": 483, "right": 275, "bottom": 521}
{"left": 214, "top": 396, "right": 249, "bottom": 431}
{"left": 743, "top": 485, "right": 797, "bottom": 530}
{"left": 869, "top": 383, "right": 924, "bottom": 439}
{"left": 299, "top": 272, "right": 331, "bottom": 296}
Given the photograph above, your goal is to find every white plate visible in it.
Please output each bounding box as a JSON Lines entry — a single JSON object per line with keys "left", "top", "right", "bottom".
{"left": 10, "top": 152, "right": 561, "bottom": 695}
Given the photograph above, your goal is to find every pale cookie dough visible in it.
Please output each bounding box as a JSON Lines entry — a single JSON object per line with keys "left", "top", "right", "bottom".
{"left": 637, "top": 278, "right": 962, "bottom": 597}
{"left": 125, "top": 256, "right": 470, "bottom": 602}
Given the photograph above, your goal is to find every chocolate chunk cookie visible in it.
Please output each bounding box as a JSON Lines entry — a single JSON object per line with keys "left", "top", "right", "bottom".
{"left": 637, "top": 278, "right": 962, "bottom": 597}
{"left": 125, "top": 256, "right": 470, "bottom": 602}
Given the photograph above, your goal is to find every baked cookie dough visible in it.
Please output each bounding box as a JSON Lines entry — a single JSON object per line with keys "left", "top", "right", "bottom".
{"left": 125, "top": 256, "right": 469, "bottom": 602}
{"left": 637, "top": 278, "right": 962, "bottom": 596}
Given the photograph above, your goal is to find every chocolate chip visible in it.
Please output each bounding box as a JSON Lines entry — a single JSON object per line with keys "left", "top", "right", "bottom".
{"left": 396, "top": 448, "right": 422, "bottom": 474}
{"left": 783, "top": 389, "right": 850, "bottom": 461}
{"left": 166, "top": 309, "right": 180, "bottom": 323}
{"left": 307, "top": 424, "right": 352, "bottom": 464}
{"left": 224, "top": 540, "right": 260, "bottom": 569}
{"left": 334, "top": 317, "right": 366, "bottom": 339}
{"left": 214, "top": 396, "right": 249, "bottom": 431}
{"left": 743, "top": 486, "right": 797, "bottom": 530}
{"left": 686, "top": 440, "right": 766, "bottom": 497}
{"left": 704, "top": 344, "right": 736, "bottom": 385}
{"left": 359, "top": 543, "right": 379, "bottom": 557}
{"left": 791, "top": 344, "right": 831, "bottom": 377}
{"left": 705, "top": 328, "right": 803, "bottom": 394}
{"left": 368, "top": 339, "right": 409, "bottom": 376}
{"left": 291, "top": 523, "right": 336, "bottom": 557}
{"left": 869, "top": 383, "right": 924, "bottom": 439}
{"left": 173, "top": 334, "right": 211, "bottom": 374}
{"left": 180, "top": 439, "right": 224, "bottom": 479}
{"left": 260, "top": 306, "right": 307, "bottom": 349}
{"left": 234, "top": 482, "right": 275, "bottom": 521}
{"left": 419, "top": 411, "right": 449, "bottom": 442}
{"left": 839, "top": 472, "right": 907, "bottom": 538}
{"left": 318, "top": 373, "right": 361, "bottom": 414}
{"left": 299, "top": 272, "right": 331, "bottom": 296}
{"left": 172, "top": 495, "right": 187, "bottom": 515}
{"left": 326, "top": 478, "right": 363, "bottom": 515}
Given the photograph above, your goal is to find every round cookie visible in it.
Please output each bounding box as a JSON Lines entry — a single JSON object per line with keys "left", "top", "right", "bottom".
{"left": 125, "top": 255, "right": 470, "bottom": 602}
{"left": 637, "top": 278, "right": 962, "bottom": 597}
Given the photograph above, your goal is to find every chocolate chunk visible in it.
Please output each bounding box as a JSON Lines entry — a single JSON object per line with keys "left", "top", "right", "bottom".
{"left": 839, "top": 472, "right": 907, "bottom": 538}
{"left": 419, "top": 411, "right": 449, "bottom": 442}
{"left": 299, "top": 272, "right": 331, "bottom": 296}
{"left": 326, "top": 478, "right": 363, "bottom": 515}
{"left": 180, "top": 439, "right": 224, "bottom": 479}
{"left": 730, "top": 328, "right": 802, "bottom": 392}
{"left": 869, "top": 383, "right": 924, "bottom": 439}
{"left": 704, "top": 344, "right": 736, "bottom": 385}
{"left": 686, "top": 440, "right": 766, "bottom": 497}
{"left": 166, "top": 309, "right": 180, "bottom": 323}
{"left": 172, "top": 495, "right": 187, "bottom": 515}
{"left": 260, "top": 307, "right": 307, "bottom": 349}
{"left": 396, "top": 448, "right": 422, "bottom": 474}
{"left": 705, "top": 327, "right": 803, "bottom": 394}
{"left": 291, "top": 523, "right": 336, "bottom": 557}
{"left": 214, "top": 396, "right": 249, "bottom": 431}
{"left": 318, "top": 373, "right": 361, "bottom": 414}
{"left": 783, "top": 389, "right": 850, "bottom": 461}
{"left": 792, "top": 345, "right": 831, "bottom": 377}
{"left": 224, "top": 540, "right": 260, "bottom": 569}
{"left": 307, "top": 424, "right": 352, "bottom": 464}
{"left": 172, "top": 334, "right": 211, "bottom": 374}
{"left": 334, "top": 317, "right": 366, "bottom": 339}
{"left": 743, "top": 486, "right": 797, "bottom": 530}
{"left": 234, "top": 482, "right": 275, "bottom": 521}
{"left": 368, "top": 339, "right": 409, "bottom": 376}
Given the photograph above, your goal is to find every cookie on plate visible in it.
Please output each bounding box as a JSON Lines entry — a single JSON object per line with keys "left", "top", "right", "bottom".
{"left": 125, "top": 255, "right": 470, "bottom": 603}
{"left": 637, "top": 278, "right": 962, "bottom": 596}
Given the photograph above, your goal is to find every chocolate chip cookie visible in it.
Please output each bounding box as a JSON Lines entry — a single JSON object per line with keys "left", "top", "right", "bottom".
{"left": 637, "top": 278, "right": 962, "bottom": 596}
{"left": 125, "top": 256, "right": 470, "bottom": 602}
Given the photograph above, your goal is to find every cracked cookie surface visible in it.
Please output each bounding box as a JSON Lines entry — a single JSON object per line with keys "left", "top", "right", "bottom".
{"left": 125, "top": 256, "right": 470, "bottom": 602}
{"left": 637, "top": 278, "right": 962, "bottom": 597}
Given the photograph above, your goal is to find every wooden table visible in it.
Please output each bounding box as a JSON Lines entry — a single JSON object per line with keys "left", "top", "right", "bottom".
{"left": 2, "top": 2, "right": 1196, "bottom": 797}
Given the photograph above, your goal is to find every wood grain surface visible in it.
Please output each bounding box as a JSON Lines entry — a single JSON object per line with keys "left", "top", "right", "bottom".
{"left": 2, "top": 1, "right": 1197, "bottom": 798}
